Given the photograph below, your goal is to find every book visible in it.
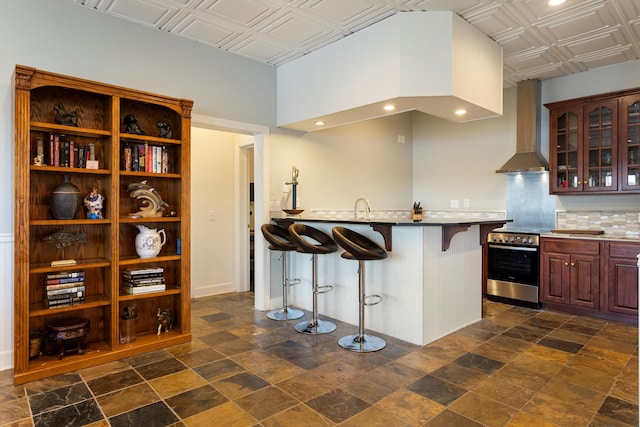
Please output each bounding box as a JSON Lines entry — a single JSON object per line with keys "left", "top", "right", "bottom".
{"left": 53, "top": 134, "right": 60, "bottom": 166}
{"left": 78, "top": 145, "right": 86, "bottom": 168}
{"left": 124, "top": 278, "right": 165, "bottom": 287}
{"left": 46, "top": 271, "right": 85, "bottom": 280}
{"left": 46, "top": 275, "right": 85, "bottom": 284}
{"left": 46, "top": 296, "right": 84, "bottom": 308}
{"left": 61, "top": 138, "right": 70, "bottom": 167}
{"left": 154, "top": 145, "right": 162, "bottom": 173}
{"left": 47, "top": 286, "right": 85, "bottom": 297}
{"left": 123, "top": 267, "right": 163, "bottom": 275}
{"left": 49, "top": 133, "right": 55, "bottom": 166}
{"left": 69, "top": 140, "right": 75, "bottom": 168}
{"left": 137, "top": 143, "right": 145, "bottom": 172}
{"left": 46, "top": 281, "right": 85, "bottom": 291}
{"left": 122, "top": 284, "right": 166, "bottom": 294}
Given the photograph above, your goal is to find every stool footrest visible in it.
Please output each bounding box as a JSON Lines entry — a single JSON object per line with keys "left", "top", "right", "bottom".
{"left": 284, "top": 278, "right": 301, "bottom": 287}
{"left": 316, "top": 284, "right": 334, "bottom": 294}
{"left": 363, "top": 294, "right": 382, "bottom": 306}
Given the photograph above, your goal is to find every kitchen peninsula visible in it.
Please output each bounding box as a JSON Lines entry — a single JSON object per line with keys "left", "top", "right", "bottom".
{"left": 271, "top": 214, "right": 509, "bottom": 345}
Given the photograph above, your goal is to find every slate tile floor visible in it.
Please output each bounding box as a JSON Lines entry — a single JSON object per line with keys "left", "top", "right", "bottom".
{"left": 1, "top": 293, "right": 637, "bottom": 426}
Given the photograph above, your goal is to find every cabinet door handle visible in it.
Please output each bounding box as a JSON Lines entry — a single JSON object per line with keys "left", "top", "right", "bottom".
{"left": 571, "top": 262, "right": 575, "bottom": 266}
{"left": 564, "top": 262, "right": 569, "bottom": 266}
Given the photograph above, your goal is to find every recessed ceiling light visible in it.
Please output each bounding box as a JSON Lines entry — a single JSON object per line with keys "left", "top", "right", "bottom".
{"left": 314, "top": 121, "right": 325, "bottom": 126}
{"left": 383, "top": 104, "right": 396, "bottom": 112}
{"left": 454, "top": 109, "right": 467, "bottom": 116}
{"left": 548, "top": 0, "right": 565, "bottom": 6}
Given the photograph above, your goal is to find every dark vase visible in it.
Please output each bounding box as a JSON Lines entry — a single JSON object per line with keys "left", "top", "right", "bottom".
{"left": 50, "top": 175, "right": 82, "bottom": 219}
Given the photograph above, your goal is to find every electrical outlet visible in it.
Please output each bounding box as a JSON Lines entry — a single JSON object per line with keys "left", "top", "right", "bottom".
{"left": 397, "top": 135, "right": 405, "bottom": 144}
{"left": 269, "top": 201, "right": 280, "bottom": 211}
{"left": 450, "top": 199, "right": 459, "bottom": 208}
{"left": 208, "top": 210, "right": 215, "bottom": 221}
{"left": 463, "top": 199, "right": 470, "bottom": 208}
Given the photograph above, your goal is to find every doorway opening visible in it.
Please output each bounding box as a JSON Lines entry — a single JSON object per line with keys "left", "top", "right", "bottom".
{"left": 190, "top": 115, "right": 270, "bottom": 311}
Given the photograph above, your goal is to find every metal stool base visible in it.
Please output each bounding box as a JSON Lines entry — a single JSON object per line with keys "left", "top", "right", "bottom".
{"left": 295, "top": 319, "right": 336, "bottom": 335}
{"left": 338, "top": 334, "right": 386, "bottom": 352}
{"left": 267, "top": 307, "right": 304, "bottom": 321}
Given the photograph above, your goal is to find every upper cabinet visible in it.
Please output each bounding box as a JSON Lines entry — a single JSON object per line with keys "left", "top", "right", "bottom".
{"left": 546, "top": 88, "right": 640, "bottom": 194}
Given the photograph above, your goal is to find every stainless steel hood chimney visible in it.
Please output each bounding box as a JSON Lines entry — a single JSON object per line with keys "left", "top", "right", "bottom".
{"left": 496, "top": 79, "right": 549, "bottom": 173}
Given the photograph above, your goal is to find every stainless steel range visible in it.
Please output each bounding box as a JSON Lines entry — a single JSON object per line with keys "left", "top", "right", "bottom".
{"left": 486, "top": 230, "right": 541, "bottom": 307}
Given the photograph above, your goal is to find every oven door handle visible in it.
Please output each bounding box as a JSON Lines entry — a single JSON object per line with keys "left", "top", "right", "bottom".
{"left": 489, "top": 244, "right": 538, "bottom": 252}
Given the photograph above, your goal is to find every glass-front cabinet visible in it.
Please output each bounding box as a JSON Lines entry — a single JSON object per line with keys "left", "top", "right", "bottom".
{"left": 547, "top": 88, "right": 640, "bottom": 194}
{"left": 621, "top": 95, "right": 640, "bottom": 191}
{"left": 584, "top": 99, "right": 617, "bottom": 192}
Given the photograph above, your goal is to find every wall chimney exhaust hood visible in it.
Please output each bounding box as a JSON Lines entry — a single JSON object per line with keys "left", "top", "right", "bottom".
{"left": 277, "top": 12, "right": 503, "bottom": 132}
{"left": 496, "top": 79, "right": 549, "bottom": 173}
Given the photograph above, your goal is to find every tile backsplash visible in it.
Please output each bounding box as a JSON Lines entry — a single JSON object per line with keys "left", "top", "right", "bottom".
{"left": 556, "top": 210, "right": 640, "bottom": 239}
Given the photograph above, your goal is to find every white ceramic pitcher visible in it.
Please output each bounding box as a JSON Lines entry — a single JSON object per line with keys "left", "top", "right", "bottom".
{"left": 135, "top": 225, "right": 166, "bottom": 258}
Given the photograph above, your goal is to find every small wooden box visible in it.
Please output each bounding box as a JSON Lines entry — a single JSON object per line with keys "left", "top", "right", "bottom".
{"left": 45, "top": 318, "right": 90, "bottom": 360}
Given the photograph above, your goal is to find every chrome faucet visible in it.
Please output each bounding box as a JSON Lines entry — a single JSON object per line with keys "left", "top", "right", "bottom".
{"left": 354, "top": 197, "right": 371, "bottom": 221}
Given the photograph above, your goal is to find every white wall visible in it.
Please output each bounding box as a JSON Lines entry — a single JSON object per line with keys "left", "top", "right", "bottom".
{"left": 412, "top": 88, "right": 515, "bottom": 211}
{"left": 191, "top": 128, "right": 237, "bottom": 297}
{"left": 413, "top": 59, "right": 640, "bottom": 213}
{"left": 269, "top": 113, "right": 414, "bottom": 211}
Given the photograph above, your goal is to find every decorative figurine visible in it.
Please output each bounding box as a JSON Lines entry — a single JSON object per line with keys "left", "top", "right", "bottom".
{"left": 156, "top": 308, "right": 173, "bottom": 335}
{"left": 83, "top": 188, "right": 105, "bottom": 219}
{"left": 33, "top": 137, "right": 45, "bottom": 166}
{"left": 54, "top": 103, "right": 79, "bottom": 127}
{"left": 123, "top": 114, "right": 145, "bottom": 135}
{"left": 44, "top": 231, "right": 86, "bottom": 266}
{"left": 286, "top": 165, "right": 299, "bottom": 209}
{"left": 126, "top": 180, "right": 169, "bottom": 218}
{"left": 157, "top": 121, "right": 172, "bottom": 138}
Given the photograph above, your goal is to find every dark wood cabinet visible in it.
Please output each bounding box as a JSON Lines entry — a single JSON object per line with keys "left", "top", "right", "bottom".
{"left": 606, "top": 242, "right": 639, "bottom": 317}
{"left": 14, "top": 65, "right": 193, "bottom": 384}
{"left": 541, "top": 238, "right": 600, "bottom": 309}
{"left": 541, "top": 237, "right": 638, "bottom": 325}
{"left": 546, "top": 88, "right": 640, "bottom": 194}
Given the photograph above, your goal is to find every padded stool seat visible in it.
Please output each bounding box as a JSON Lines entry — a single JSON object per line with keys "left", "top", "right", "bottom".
{"left": 332, "top": 227, "right": 387, "bottom": 352}
{"left": 261, "top": 224, "right": 304, "bottom": 321}
{"left": 288, "top": 224, "right": 338, "bottom": 335}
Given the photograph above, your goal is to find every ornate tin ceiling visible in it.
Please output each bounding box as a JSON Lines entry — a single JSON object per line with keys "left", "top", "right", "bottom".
{"left": 70, "top": 0, "right": 640, "bottom": 87}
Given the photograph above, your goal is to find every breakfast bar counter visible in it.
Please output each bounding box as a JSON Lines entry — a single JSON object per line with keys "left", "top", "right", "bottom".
{"left": 269, "top": 215, "right": 509, "bottom": 345}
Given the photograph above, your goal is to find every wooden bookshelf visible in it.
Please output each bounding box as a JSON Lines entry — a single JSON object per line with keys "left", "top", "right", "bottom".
{"left": 14, "top": 65, "right": 192, "bottom": 384}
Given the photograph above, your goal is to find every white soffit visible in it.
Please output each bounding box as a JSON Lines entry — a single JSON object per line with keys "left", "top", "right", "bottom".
{"left": 276, "top": 11, "right": 503, "bottom": 132}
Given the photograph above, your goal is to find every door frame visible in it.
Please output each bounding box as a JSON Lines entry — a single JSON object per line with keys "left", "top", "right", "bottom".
{"left": 191, "top": 114, "right": 271, "bottom": 311}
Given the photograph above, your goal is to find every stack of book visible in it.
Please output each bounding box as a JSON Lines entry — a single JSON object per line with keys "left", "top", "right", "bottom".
{"left": 123, "top": 267, "right": 165, "bottom": 294}
{"left": 47, "top": 133, "right": 98, "bottom": 169}
{"left": 45, "top": 271, "right": 85, "bottom": 308}
{"left": 121, "top": 143, "right": 169, "bottom": 173}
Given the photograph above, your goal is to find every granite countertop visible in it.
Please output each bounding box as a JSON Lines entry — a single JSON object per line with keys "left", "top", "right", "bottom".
{"left": 271, "top": 213, "right": 511, "bottom": 227}
{"left": 542, "top": 232, "right": 640, "bottom": 242}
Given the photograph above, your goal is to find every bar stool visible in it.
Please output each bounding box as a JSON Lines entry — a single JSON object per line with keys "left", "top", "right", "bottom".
{"left": 260, "top": 224, "right": 304, "bottom": 321}
{"left": 332, "top": 227, "right": 387, "bottom": 352}
{"left": 288, "top": 224, "right": 338, "bottom": 334}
